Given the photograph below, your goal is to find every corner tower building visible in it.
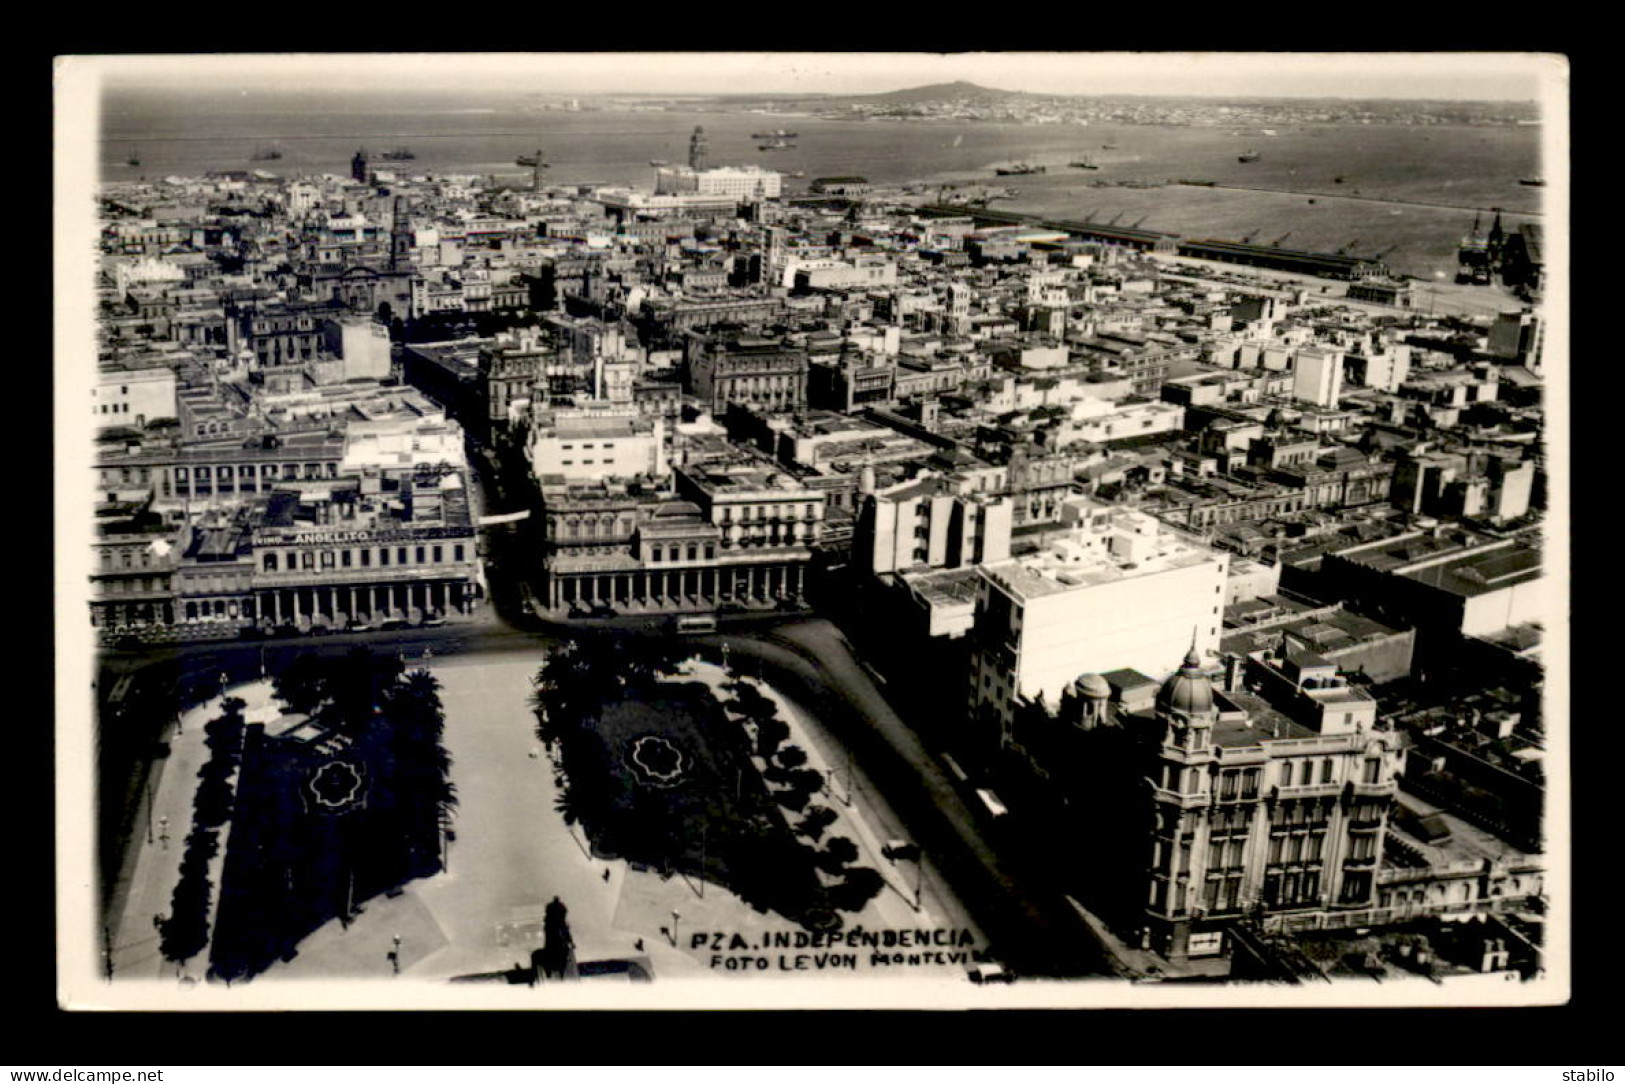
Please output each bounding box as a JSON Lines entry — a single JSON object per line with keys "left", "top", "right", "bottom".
{"left": 1139, "top": 647, "right": 1401, "bottom": 962}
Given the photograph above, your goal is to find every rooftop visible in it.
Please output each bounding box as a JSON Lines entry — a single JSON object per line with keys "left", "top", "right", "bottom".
{"left": 1400, "top": 543, "right": 1542, "bottom": 598}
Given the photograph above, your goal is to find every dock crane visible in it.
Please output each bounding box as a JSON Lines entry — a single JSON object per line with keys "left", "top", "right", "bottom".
{"left": 1131, "top": 215, "right": 1148, "bottom": 228}
{"left": 1107, "top": 212, "right": 1124, "bottom": 226}
{"left": 1270, "top": 231, "right": 1292, "bottom": 247}
{"left": 1337, "top": 238, "right": 1360, "bottom": 255}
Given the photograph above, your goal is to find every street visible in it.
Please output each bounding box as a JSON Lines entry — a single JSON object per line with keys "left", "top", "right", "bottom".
{"left": 709, "top": 620, "right": 1114, "bottom": 978}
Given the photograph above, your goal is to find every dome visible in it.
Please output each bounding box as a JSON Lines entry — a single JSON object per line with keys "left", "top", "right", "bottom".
{"left": 1156, "top": 645, "right": 1215, "bottom": 716}
{"left": 1073, "top": 672, "right": 1112, "bottom": 699}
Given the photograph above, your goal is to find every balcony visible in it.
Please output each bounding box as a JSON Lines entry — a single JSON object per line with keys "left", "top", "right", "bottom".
{"left": 1149, "top": 784, "right": 1210, "bottom": 811}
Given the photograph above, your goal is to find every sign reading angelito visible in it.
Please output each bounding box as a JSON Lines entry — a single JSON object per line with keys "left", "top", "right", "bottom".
{"left": 697, "top": 927, "right": 980, "bottom": 972}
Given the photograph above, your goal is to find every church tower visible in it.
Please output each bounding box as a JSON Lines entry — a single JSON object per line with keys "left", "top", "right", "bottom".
{"left": 351, "top": 148, "right": 369, "bottom": 185}
{"left": 390, "top": 195, "right": 411, "bottom": 272}
{"left": 688, "top": 126, "right": 709, "bottom": 172}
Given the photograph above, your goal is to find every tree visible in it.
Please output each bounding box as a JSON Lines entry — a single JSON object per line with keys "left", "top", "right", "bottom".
{"left": 755, "top": 716, "right": 791, "bottom": 760}
{"left": 822, "top": 835, "right": 859, "bottom": 868}
{"left": 273, "top": 653, "right": 330, "bottom": 715}
{"left": 829, "top": 866, "right": 885, "bottom": 913}
{"left": 795, "top": 804, "right": 837, "bottom": 842}
{"left": 775, "top": 745, "right": 809, "bottom": 770}
{"left": 784, "top": 767, "right": 824, "bottom": 798}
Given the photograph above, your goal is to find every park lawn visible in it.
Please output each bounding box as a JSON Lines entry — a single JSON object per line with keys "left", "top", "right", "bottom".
{"left": 558, "top": 680, "right": 836, "bottom": 930}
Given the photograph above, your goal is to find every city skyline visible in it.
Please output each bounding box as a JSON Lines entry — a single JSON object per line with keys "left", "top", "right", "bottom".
{"left": 80, "top": 51, "right": 1556, "bottom": 103}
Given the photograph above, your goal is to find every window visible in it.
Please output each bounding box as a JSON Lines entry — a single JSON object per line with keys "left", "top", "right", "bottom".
{"left": 454, "top": 545, "right": 464, "bottom": 562}
{"left": 398, "top": 547, "right": 408, "bottom": 565}
{"left": 341, "top": 550, "right": 352, "bottom": 568}
{"left": 433, "top": 545, "right": 443, "bottom": 563}
{"left": 360, "top": 549, "right": 371, "bottom": 567}
{"left": 380, "top": 548, "right": 391, "bottom": 566}
{"left": 302, "top": 552, "right": 315, "bottom": 569}
{"left": 264, "top": 553, "right": 278, "bottom": 572}
{"left": 416, "top": 546, "right": 426, "bottom": 564}
{"left": 321, "top": 551, "right": 336, "bottom": 569}
{"left": 1363, "top": 759, "right": 1381, "bottom": 784}
{"left": 1321, "top": 759, "right": 1334, "bottom": 784}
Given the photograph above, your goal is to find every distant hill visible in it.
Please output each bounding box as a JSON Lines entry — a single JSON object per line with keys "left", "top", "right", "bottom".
{"left": 859, "top": 81, "right": 1027, "bottom": 104}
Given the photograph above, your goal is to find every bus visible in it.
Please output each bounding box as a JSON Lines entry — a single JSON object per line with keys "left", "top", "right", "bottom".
{"left": 673, "top": 614, "right": 717, "bottom": 635}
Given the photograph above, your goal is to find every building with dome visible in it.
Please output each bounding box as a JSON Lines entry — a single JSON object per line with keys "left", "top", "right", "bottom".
{"left": 1138, "top": 644, "right": 1402, "bottom": 962}
{"left": 992, "top": 641, "right": 1405, "bottom": 969}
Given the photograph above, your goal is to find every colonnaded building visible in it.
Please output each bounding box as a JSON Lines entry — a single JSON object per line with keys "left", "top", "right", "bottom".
{"left": 538, "top": 455, "right": 823, "bottom": 615}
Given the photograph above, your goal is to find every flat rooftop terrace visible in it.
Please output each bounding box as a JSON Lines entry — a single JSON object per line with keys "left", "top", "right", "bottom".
{"left": 981, "top": 541, "right": 1216, "bottom": 600}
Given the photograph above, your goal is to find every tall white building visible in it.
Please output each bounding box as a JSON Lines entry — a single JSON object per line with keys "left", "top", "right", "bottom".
{"left": 968, "top": 498, "right": 1229, "bottom": 747}
{"left": 1291, "top": 346, "right": 1344, "bottom": 408}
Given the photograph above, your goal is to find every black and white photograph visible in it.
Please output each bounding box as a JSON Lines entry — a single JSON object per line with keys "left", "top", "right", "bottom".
{"left": 53, "top": 51, "right": 1569, "bottom": 1011}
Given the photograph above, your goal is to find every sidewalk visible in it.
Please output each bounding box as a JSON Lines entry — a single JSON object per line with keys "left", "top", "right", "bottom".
{"left": 108, "top": 677, "right": 286, "bottom": 982}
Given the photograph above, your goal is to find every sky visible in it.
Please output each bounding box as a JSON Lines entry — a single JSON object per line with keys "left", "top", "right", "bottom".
{"left": 71, "top": 52, "right": 1561, "bottom": 102}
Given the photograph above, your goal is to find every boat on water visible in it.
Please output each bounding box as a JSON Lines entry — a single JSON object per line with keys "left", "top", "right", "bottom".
{"left": 1069, "top": 159, "right": 1099, "bottom": 170}
{"left": 995, "top": 162, "right": 1045, "bottom": 176}
{"left": 380, "top": 147, "right": 416, "bottom": 161}
{"left": 127, "top": 155, "right": 140, "bottom": 167}
{"left": 515, "top": 150, "right": 549, "bottom": 167}
{"left": 250, "top": 148, "right": 283, "bottom": 161}
{"left": 1519, "top": 178, "right": 1546, "bottom": 187}
{"left": 751, "top": 128, "right": 798, "bottom": 140}
{"left": 1176, "top": 179, "right": 1216, "bottom": 187}
{"left": 1238, "top": 150, "right": 1260, "bottom": 163}
{"left": 1101, "top": 142, "right": 1119, "bottom": 150}
{"left": 649, "top": 159, "right": 669, "bottom": 167}
{"left": 758, "top": 138, "right": 795, "bottom": 151}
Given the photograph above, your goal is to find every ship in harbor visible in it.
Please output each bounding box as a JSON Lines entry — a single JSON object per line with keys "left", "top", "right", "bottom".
{"left": 126, "top": 154, "right": 140, "bottom": 167}
{"left": 1238, "top": 150, "right": 1261, "bottom": 163}
{"left": 1069, "top": 158, "right": 1099, "bottom": 170}
{"left": 250, "top": 148, "right": 283, "bottom": 161}
{"left": 515, "top": 150, "right": 550, "bottom": 168}
{"left": 649, "top": 159, "right": 669, "bottom": 167}
{"left": 995, "top": 162, "right": 1046, "bottom": 176}
{"left": 1518, "top": 177, "right": 1546, "bottom": 187}
{"left": 752, "top": 128, "right": 798, "bottom": 140}
{"left": 379, "top": 147, "right": 416, "bottom": 161}
{"left": 758, "top": 138, "right": 795, "bottom": 151}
